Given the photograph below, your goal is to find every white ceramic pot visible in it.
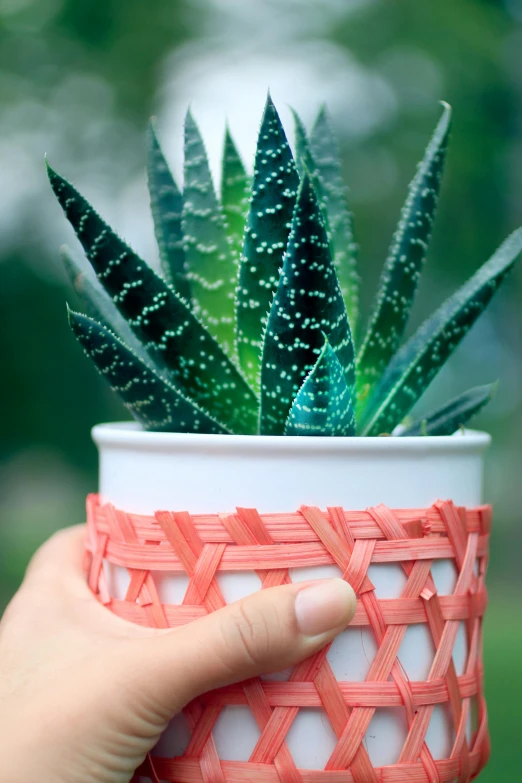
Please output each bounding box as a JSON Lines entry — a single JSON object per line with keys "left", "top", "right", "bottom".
{"left": 92, "top": 422, "right": 490, "bottom": 777}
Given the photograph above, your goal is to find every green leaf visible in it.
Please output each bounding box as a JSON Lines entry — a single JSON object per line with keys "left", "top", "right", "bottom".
{"left": 146, "top": 120, "right": 191, "bottom": 301}
{"left": 292, "top": 109, "right": 330, "bottom": 226}
{"left": 357, "top": 103, "right": 451, "bottom": 401}
{"left": 360, "top": 228, "right": 522, "bottom": 436}
{"left": 69, "top": 309, "right": 229, "bottom": 434}
{"left": 182, "top": 110, "right": 237, "bottom": 355}
{"left": 47, "top": 162, "right": 258, "bottom": 435}
{"left": 259, "top": 174, "right": 355, "bottom": 435}
{"left": 61, "top": 244, "right": 159, "bottom": 372}
{"left": 399, "top": 383, "right": 497, "bottom": 437}
{"left": 285, "top": 336, "right": 356, "bottom": 436}
{"left": 236, "top": 94, "right": 300, "bottom": 390}
{"left": 221, "top": 125, "right": 250, "bottom": 262}
{"left": 292, "top": 109, "right": 324, "bottom": 199}
{"left": 310, "top": 105, "right": 359, "bottom": 330}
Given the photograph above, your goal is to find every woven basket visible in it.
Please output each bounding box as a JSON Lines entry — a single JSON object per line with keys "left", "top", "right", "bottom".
{"left": 86, "top": 493, "right": 491, "bottom": 783}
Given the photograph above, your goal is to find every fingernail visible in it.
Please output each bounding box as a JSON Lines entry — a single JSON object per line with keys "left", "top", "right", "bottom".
{"left": 295, "top": 579, "right": 356, "bottom": 637}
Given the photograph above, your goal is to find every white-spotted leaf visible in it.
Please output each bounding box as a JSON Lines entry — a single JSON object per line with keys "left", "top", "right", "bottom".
{"left": 310, "top": 105, "right": 359, "bottom": 330}
{"left": 285, "top": 336, "right": 356, "bottom": 436}
{"left": 182, "top": 110, "right": 237, "bottom": 355}
{"left": 236, "top": 94, "right": 300, "bottom": 389}
{"left": 360, "top": 229, "right": 522, "bottom": 435}
{"left": 69, "top": 309, "right": 229, "bottom": 434}
{"left": 61, "top": 244, "right": 162, "bottom": 374}
{"left": 357, "top": 103, "right": 451, "bottom": 402}
{"left": 146, "top": 120, "right": 190, "bottom": 300}
{"left": 399, "top": 383, "right": 497, "bottom": 437}
{"left": 221, "top": 125, "right": 250, "bottom": 264}
{"left": 292, "top": 109, "right": 327, "bottom": 212}
{"left": 260, "top": 174, "right": 355, "bottom": 435}
{"left": 48, "top": 162, "right": 258, "bottom": 435}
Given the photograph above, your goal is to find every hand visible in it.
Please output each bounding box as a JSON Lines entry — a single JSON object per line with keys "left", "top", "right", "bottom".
{"left": 0, "top": 525, "right": 356, "bottom": 783}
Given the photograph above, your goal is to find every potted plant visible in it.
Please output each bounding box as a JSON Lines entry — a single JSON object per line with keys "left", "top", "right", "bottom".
{"left": 48, "top": 95, "right": 520, "bottom": 781}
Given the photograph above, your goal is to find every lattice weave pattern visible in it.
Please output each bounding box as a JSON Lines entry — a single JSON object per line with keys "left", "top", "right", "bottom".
{"left": 86, "top": 495, "right": 491, "bottom": 783}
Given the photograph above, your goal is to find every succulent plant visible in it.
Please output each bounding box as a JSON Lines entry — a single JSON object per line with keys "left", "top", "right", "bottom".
{"left": 48, "top": 95, "right": 522, "bottom": 437}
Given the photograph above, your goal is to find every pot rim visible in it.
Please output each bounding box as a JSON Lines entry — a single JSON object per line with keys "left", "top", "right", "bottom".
{"left": 92, "top": 421, "right": 491, "bottom": 455}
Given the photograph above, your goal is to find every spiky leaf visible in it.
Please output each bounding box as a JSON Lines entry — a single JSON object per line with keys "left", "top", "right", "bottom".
{"left": 236, "top": 95, "right": 300, "bottom": 389}
{"left": 399, "top": 383, "right": 497, "bottom": 437}
{"left": 182, "top": 110, "right": 237, "bottom": 355}
{"left": 146, "top": 120, "right": 190, "bottom": 301}
{"left": 47, "top": 163, "right": 258, "bottom": 435}
{"left": 221, "top": 126, "right": 250, "bottom": 261}
{"left": 61, "top": 244, "right": 159, "bottom": 371}
{"left": 292, "top": 109, "right": 331, "bottom": 226}
{"left": 285, "top": 336, "right": 356, "bottom": 436}
{"left": 293, "top": 110, "right": 312, "bottom": 179}
{"left": 292, "top": 110, "right": 325, "bottom": 204}
{"left": 310, "top": 106, "right": 359, "bottom": 329}
{"left": 357, "top": 103, "right": 451, "bottom": 400}
{"left": 69, "top": 309, "right": 228, "bottom": 434}
{"left": 259, "top": 175, "right": 355, "bottom": 435}
{"left": 360, "top": 229, "right": 522, "bottom": 436}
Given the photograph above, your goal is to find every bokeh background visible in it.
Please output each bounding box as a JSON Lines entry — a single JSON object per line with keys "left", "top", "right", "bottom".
{"left": 1, "top": 0, "right": 521, "bottom": 777}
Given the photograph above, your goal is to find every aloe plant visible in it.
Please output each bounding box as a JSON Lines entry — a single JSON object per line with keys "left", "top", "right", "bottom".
{"left": 49, "top": 95, "right": 522, "bottom": 437}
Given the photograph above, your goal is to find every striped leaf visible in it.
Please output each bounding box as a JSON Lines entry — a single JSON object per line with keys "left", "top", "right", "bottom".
{"left": 360, "top": 229, "right": 522, "bottom": 436}
{"left": 236, "top": 94, "right": 300, "bottom": 390}
{"left": 69, "top": 309, "right": 228, "bottom": 434}
{"left": 285, "top": 336, "right": 356, "bottom": 436}
{"left": 61, "top": 244, "right": 159, "bottom": 372}
{"left": 146, "top": 120, "right": 191, "bottom": 301}
{"left": 221, "top": 126, "right": 250, "bottom": 262}
{"left": 182, "top": 110, "right": 237, "bottom": 355}
{"left": 357, "top": 103, "right": 451, "bottom": 402}
{"left": 399, "top": 383, "right": 497, "bottom": 437}
{"left": 259, "top": 175, "right": 355, "bottom": 435}
{"left": 47, "top": 163, "right": 258, "bottom": 435}
{"left": 310, "top": 105, "right": 359, "bottom": 330}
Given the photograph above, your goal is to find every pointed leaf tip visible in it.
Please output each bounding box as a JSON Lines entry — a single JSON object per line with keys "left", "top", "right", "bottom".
{"left": 236, "top": 96, "right": 300, "bottom": 389}
{"left": 221, "top": 125, "right": 251, "bottom": 269}
{"left": 146, "top": 119, "right": 191, "bottom": 300}
{"left": 50, "top": 165, "right": 258, "bottom": 434}
{"left": 260, "top": 171, "right": 355, "bottom": 435}
{"left": 285, "top": 336, "right": 356, "bottom": 437}
{"left": 182, "top": 108, "right": 237, "bottom": 355}
{"left": 310, "top": 104, "right": 359, "bottom": 329}
{"left": 357, "top": 102, "right": 452, "bottom": 402}
{"left": 399, "top": 382, "right": 497, "bottom": 437}
{"left": 361, "top": 228, "right": 522, "bottom": 436}
{"left": 69, "top": 311, "right": 230, "bottom": 434}
{"left": 60, "top": 243, "right": 162, "bottom": 373}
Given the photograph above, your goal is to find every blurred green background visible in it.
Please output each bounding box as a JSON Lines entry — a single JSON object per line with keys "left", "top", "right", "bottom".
{"left": 0, "top": 0, "right": 521, "bottom": 778}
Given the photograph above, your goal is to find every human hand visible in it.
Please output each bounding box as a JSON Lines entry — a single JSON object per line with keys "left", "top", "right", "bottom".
{"left": 0, "top": 525, "right": 356, "bottom": 783}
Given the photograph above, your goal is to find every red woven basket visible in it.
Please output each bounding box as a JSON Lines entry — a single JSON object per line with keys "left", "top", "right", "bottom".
{"left": 86, "top": 494, "right": 491, "bottom": 783}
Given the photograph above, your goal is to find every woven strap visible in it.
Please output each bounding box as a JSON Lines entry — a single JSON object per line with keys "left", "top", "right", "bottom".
{"left": 86, "top": 495, "right": 491, "bottom": 783}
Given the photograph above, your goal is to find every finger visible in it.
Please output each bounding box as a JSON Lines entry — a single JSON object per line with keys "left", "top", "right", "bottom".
{"left": 140, "top": 578, "right": 356, "bottom": 716}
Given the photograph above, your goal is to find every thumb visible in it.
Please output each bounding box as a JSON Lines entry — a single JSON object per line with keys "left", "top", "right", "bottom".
{"left": 136, "top": 578, "right": 356, "bottom": 717}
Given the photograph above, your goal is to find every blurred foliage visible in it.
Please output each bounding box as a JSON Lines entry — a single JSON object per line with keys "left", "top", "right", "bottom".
{"left": 0, "top": 0, "right": 192, "bottom": 121}
{"left": 0, "top": 0, "right": 521, "bottom": 777}
{"left": 0, "top": 0, "right": 191, "bottom": 473}
{"left": 335, "top": 0, "right": 516, "bottom": 300}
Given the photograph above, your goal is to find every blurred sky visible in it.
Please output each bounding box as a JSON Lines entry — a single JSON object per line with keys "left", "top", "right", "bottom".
{"left": 1, "top": 0, "right": 522, "bottom": 777}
